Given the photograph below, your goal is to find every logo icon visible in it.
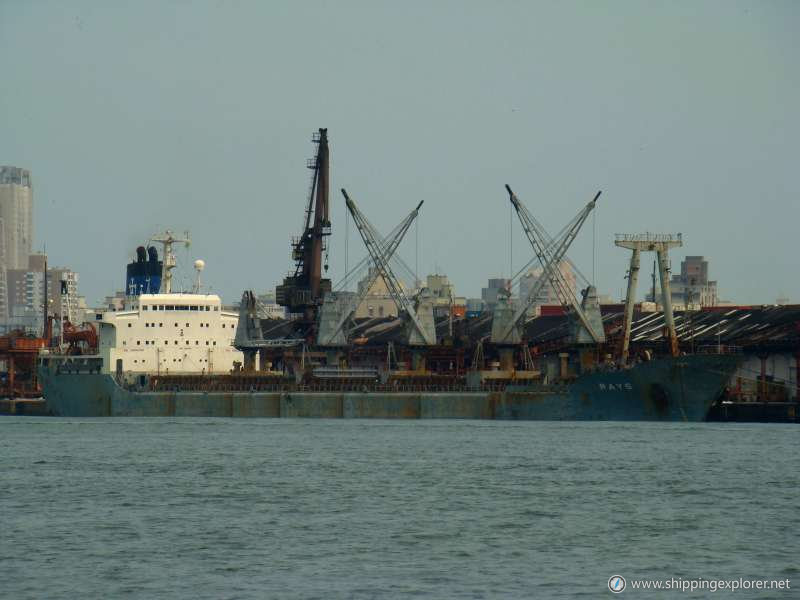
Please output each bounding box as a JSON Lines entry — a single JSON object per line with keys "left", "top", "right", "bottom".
{"left": 608, "top": 575, "right": 626, "bottom": 593}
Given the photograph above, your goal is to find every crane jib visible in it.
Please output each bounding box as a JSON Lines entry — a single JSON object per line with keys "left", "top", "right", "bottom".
{"left": 498, "top": 186, "right": 602, "bottom": 344}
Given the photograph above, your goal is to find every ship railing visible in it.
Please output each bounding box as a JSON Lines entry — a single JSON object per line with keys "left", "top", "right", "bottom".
{"left": 144, "top": 380, "right": 572, "bottom": 393}
{"left": 42, "top": 355, "right": 103, "bottom": 375}
{"left": 146, "top": 381, "right": 500, "bottom": 393}
{"left": 312, "top": 367, "right": 378, "bottom": 379}
{"left": 236, "top": 339, "right": 303, "bottom": 348}
{"left": 696, "top": 345, "right": 742, "bottom": 355}
{"left": 614, "top": 232, "right": 683, "bottom": 244}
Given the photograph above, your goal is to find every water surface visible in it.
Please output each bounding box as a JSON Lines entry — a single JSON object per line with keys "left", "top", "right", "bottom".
{"left": 1, "top": 418, "right": 797, "bottom": 598}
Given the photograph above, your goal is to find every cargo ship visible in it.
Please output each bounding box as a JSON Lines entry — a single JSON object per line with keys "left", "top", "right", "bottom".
{"left": 38, "top": 351, "right": 737, "bottom": 420}
{"left": 38, "top": 129, "right": 741, "bottom": 419}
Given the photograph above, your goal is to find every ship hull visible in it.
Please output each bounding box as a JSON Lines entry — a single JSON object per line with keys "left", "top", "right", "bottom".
{"left": 37, "top": 355, "right": 738, "bottom": 421}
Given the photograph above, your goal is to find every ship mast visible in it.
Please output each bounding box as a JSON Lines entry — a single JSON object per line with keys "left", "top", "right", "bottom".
{"left": 150, "top": 230, "right": 191, "bottom": 294}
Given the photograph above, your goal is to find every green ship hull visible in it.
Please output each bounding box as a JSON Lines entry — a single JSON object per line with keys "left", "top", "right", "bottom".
{"left": 37, "top": 354, "right": 739, "bottom": 421}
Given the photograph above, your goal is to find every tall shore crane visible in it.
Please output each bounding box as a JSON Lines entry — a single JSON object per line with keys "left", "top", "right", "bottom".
{"left": 276, "top": 128, "right": 332, "bottom": 324}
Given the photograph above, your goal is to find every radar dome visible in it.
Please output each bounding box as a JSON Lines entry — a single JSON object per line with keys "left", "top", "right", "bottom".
{"left": 194, "top": 259, "right": 205, "bottom": 271}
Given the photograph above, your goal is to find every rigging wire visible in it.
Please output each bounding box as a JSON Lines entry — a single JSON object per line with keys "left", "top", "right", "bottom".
{"left": 415, "top": 213, "right": 419, "bottom": 289}
{"left": 509, "top": 199, "right": 513, "bottom": 285}
{"left": 592, "top": 210, "right": 597, "bottom": 287}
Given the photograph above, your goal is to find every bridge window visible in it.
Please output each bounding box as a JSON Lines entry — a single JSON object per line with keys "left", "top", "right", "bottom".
{"left": 143, "top": 306, "right": 148, "bottom": 311}
{"left": 190, "top": 305, "right": 198, "bottom": 311}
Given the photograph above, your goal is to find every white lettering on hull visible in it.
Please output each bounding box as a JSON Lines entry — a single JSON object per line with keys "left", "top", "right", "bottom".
{"left": 598, "top": 383, "right": 633, "bottom": 391}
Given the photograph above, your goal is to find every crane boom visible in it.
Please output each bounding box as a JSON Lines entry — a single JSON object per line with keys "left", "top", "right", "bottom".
{"left": 495, "top": 187, "right": 600, "bottom": 343}
{"left": 342, "top": 189, "right": 435, "bottom": 345}
{"left": 318, "top": 202, "right": 423, "bottom": 345}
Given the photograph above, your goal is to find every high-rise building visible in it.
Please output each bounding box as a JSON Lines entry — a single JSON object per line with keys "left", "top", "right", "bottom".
{"left": 3, "top": 253, "right": 83, "bottom": 332}
{"left": 354, "top": 267, "right": 400, "bottom": 319}
{"left": 0, "top": 167, "right": 86, "bottom": 332}
{"left": 669, "top": 256, "right": 718, "bottom": 308}
{"left": 0, "top": 166, "right": 33, "bottom": 322}
{"left": 0, "top": 219, "right": 6, "bottom": 322}
{"left": 421, "top": 273, "right": 465, "bottom": 318}
{"left": 481, "top": 278, "right": 511, "bottom": 309}
{"left": 0, "top": 166, "right": 33, "bottom": 271}
{"left": 518, "top": 261, "right": 577, "bottom": 306}
{"left": 255, "top": 291, "right": 287, "bottom": 320}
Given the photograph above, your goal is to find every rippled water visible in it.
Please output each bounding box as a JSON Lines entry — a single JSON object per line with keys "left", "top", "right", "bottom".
{"left": 1, "top": 418, "right": 798, "bottom": 599}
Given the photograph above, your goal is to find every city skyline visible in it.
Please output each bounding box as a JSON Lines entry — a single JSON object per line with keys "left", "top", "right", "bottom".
{"left": 1, "top": 1, "right": 798, "bottom": 306}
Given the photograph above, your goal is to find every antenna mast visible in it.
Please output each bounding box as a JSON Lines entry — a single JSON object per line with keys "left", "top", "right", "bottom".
{"left": 150, "top": 230, "right": 191, "bottom": 294}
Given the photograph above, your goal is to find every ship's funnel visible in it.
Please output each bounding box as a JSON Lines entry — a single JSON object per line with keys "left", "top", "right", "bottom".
{"left": 126, "top": 246, "right": 163, "bottom": 296}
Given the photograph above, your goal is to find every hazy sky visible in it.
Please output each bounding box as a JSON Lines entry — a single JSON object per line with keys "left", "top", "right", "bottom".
{"left": 1, "top": 1, "right": 798, "bottom": 306}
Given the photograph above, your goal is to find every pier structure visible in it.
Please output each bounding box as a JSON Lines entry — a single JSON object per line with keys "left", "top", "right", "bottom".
{"left": 615, "top": 233, "right": 683, "bottom": 361}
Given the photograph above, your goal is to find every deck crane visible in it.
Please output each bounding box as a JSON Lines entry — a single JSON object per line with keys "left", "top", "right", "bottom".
{"left": 317, "top": 200, "right": 425, "bottom": 346}
{"left": 342, "top": 189, "right": 436, "bottom": 346}
{"left": 491, "top": 186, "right": 602, "bottom": 345}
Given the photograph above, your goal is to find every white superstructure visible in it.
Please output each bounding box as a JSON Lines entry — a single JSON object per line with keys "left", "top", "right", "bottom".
{"left": 98, "top": 293, "right": 243, "bottom": 374}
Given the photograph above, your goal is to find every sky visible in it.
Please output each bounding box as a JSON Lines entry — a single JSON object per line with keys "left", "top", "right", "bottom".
{"left": 1, "top": 0, "right": 798, "bottom": 306}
